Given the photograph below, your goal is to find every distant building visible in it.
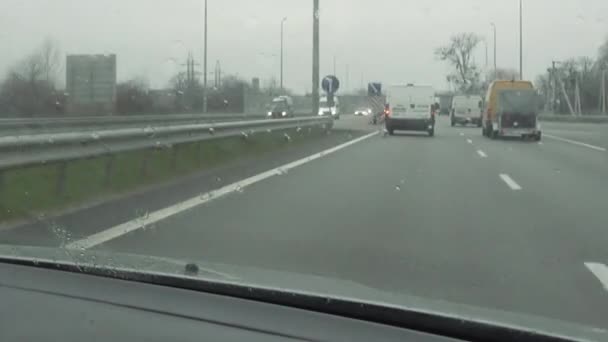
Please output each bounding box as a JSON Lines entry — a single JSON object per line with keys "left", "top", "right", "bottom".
{"left": 66, "top": 54, "right": 117, "bottom": 115}
{"left": 251, "top": 78, "right": 260, "bottom": 92}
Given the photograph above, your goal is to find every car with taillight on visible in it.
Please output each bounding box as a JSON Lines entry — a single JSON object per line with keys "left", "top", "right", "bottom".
{"left": 451, "top": 95, "right": 483, "bottom": 127}
{"left": 482, "top": 80, "right": 542, "bottom": 141}
{"left": 385, "top": 84, "right": 436, "bottom": 137}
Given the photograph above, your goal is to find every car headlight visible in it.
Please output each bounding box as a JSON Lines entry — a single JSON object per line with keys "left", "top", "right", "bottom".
{"left": 267, "top": 112, "right": 272, "bottom": 116}
{"left": 282, "top": 111, "right": 287, "bottom": 116}
{"left": 331, "top": 109, "right": 337, "bottom": 115}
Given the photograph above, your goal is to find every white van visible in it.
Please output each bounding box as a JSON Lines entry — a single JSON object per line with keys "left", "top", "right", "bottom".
{"left": 385, "top": 84, "right": 435, "bottom": 136}
{"left": 450, "top": 95, "right": 483, "bottom": 127}
{"left": 318, "top": 96, "right": 340, "bottom": 119}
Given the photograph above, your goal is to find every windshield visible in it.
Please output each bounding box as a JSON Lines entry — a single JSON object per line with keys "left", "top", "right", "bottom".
{"left": 1, "top": 0, "right": 608, "bottom": 337}
{"left": 270, "top": 102, "right": 287, "bottom": 111}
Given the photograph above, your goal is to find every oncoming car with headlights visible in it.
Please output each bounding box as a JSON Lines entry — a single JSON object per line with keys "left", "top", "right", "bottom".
{"left": 267, "top": 96, "right": 294, "bottom": 119}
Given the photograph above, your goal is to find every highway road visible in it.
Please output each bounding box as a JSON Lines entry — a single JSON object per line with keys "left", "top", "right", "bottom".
{"left": 2, "top": 115, "right": 608, "bottom": 329}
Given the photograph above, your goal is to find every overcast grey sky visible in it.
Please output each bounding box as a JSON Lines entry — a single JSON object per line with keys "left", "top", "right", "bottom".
{"left": 1, "top": 0, "right": 607, "bottom": 92}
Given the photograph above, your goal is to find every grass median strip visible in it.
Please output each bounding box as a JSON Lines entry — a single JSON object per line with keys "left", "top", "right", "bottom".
{"left": 0, "top": 126, "right": 328, "bottom": 224}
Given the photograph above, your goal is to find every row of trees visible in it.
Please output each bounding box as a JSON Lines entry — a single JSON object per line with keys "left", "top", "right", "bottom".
{"left": 0, "top": 39, "right": 262, "bottom": 117}
{"left": 0, "top": 39, "right": 64, "bottom": 117}
{"left": 436, "top": 32, "right": 608, "bottom": 114}
{"left": 535, "top": 41, "right": 608, "bottom": 114}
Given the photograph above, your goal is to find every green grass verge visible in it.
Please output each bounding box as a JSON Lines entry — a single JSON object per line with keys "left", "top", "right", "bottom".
{"left": 0, "top": 127, "right": 327, "bottom": 223}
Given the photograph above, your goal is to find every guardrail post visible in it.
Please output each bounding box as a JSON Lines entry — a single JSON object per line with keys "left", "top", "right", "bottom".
{"left": 140, "top": 150, "right": 149, "bottom": 179}
{"left": 55, "top": 162, "right": 68, "bottom": 197}
{"left": 0, "top": 170, "right": 4, "bottom": 200}
{"left": 104, "top": 156, "right": 114, "bottom": 187}
{"left": 170, "top": 145, "right": 179, "bottom": 171}
{"left": 197, "top": 141, "right": 204, "bottom": 166}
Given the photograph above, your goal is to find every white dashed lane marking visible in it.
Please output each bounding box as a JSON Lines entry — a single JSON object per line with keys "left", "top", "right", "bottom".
{"left": 585, "top": 262, "right": 608, "bottom": 292}
{"left": 499, "top": 173, "right": 522, "bottom": 191}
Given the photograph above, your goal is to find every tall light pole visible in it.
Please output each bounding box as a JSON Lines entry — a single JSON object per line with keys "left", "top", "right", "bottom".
{"left": 280, "top": 17, "right": 287, "bottom": 91}
{"left": 203, "top": 0, "right": 208, "bottom": 113}
{"left": 519, "top": 0, "right": 523, "bottom": 80}
{"left": 312, "top": 0, "right": 320, "bottom": 116}
{"left": 333, "top": 55, "right": 336, "bottom": 76}
{"left": 491, "top": 23, "right": 497, "bottom": 80}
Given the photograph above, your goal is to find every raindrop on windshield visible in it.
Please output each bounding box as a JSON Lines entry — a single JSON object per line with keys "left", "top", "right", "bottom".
{"left": 395, "top": 185, "right": 402, "bottom": 192}
{"left": 216, "top": 176, "right": 222, "bottom": 183}
{"left": 241, "top": 131, "right": 249, "bottom": 140}
{"left": 236, "top": 185, "right": 244, "bottom": 194}
{"left": 91, "top": 132, "right": 100, "bottom": 140}
{"left": 144, "top": 126, "right": 156, "bottom": 137}
{"left": 296, "top": 127, "right": 302, "bottom": 133}
{"left": 267, "top": 129, "right": 273, "bottom": 134}
{"left": 208, "top": 127, "right": 215, "bottom": 135}
{"left": 283, "top": 133, "right": 292, "bottom": 142}
{"left": 278, "top": 168, "right": 289, "bottom": 176}
{"left": 400, "top": 179, "right": 406, "bottom": 185}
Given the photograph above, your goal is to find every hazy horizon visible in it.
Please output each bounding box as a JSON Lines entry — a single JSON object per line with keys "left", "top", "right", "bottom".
{"left": 1, "top": 0, "right": 607, "bottom": 93}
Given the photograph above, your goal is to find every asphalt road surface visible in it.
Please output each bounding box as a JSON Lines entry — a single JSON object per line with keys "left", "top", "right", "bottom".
{"left": 3, "top": 115, "right": 608, "bottom": 329}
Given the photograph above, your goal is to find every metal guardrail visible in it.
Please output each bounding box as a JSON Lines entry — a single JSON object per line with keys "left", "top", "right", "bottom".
{"left": 0, "top": 113, "right": 267, "bottom": 136}
{"left": 0, "top": 116, "right": 333, "bottom": 171}
{"left": 538, "top": 114, "right": 608, "bottom": 124}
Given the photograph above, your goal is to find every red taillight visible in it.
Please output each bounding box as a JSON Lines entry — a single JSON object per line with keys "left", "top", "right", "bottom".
{"left": 384, "top": 109, "right": 391, "bottom": 117}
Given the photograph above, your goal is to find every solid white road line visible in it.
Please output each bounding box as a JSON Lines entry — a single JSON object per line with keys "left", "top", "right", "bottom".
{"left": 585, "top": 262, "right": 608, "bottom": 291}
{"left": 544, "top": 134, "right": 607, "bottom": 152}
{"left": 66, "top": 131, "right": 379, "bottom": 250}
{"left": 499, "top": 174, "right": 522, "bottom": 191}
{"left": 477, "top": 150, "right": 487, "bottom": 158}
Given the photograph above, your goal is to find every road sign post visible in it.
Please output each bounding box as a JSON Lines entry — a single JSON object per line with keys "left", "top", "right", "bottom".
{"left": 322, "top": 75, "right": 340, "bottom": 106}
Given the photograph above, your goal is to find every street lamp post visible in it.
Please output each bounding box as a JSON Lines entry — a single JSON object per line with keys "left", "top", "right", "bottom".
{"left": 280, "top": 17, "right": 287, "bottom": 91}
{"left": 312, "top": 0, "right": 320, "bottom": 117}
{"left": 519, "top": 0, "right": 523, "bottom": 80}
{"left": 203, "top": 0, "right": 208, "bottom": 113}
{"left": 491, "top": 23, "right": 497, "bottom": 80}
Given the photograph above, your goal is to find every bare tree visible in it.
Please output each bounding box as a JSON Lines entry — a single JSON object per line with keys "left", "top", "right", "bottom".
{"left": 39, "top": 37, "right": 61, "bottom": 85}
{"left": 493, "top": 68, "right": 519, "bottom": 81}
{"left": 435, "top": 33, "right": 482, "bottom": 93}
{"left": 0, "top": 38, "right": 63, "bottom": 117}
{"left": 599, "top": 35, "right": 608, "bottom": 67}
{"left": 116, "top": 78, "right": 153, "bottom": 115}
